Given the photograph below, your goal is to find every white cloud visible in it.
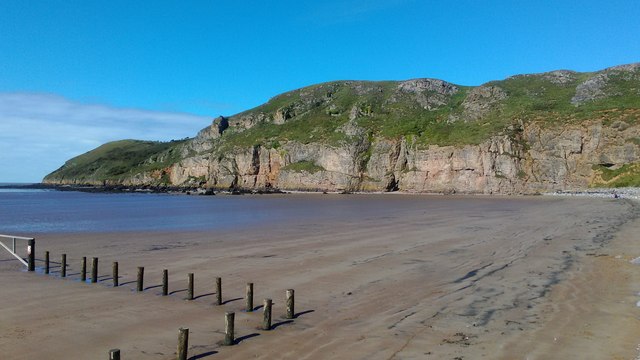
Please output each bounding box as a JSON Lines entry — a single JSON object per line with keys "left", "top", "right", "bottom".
{"left": 0, "top": 92, "right": 210, "bottom": 183}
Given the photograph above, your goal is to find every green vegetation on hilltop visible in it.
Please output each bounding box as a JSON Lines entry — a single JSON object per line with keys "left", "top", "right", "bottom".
{"left": 215, "top": 66, "right": 639, "bottom": 151}
{"left": 220, "top": 81, "right": 395, "bottom": 148}
{"left": 491, "top": 69, "right": 640, "bottom": 124}
{"left": 44, "top": 139, "right": 186, "bottom": 183}
{"left": 490, "top": 73, "right": 587, "bottom": 114}
{"left": 218, "top": 107, "right": 350, "bottom": 149}
{"left": 217, "top": 80, "right": 484, "bottom": 149}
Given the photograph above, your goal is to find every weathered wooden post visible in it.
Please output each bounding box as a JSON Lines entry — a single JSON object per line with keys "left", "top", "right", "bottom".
{"left": 109, "top": 348, "right": 120, "bottom": 360}
{"left": 137, "top": 266, "right": 144, "bottom": 292}
{"left": 162, "top": 269, "right": 168, "bottom": 296}
{"left": 187, "top": 273, "right": 194, "bottom": 300}
{"left": 81, "top": 256, "right": 87, "bottom": 281}
{"left": 91, "top": 257, "right": 98, "bottom": 283}
{"left": 177, "top": 327, "right": 189, "bottom": 360}
{"left": 112, "top": 262, "right": 118, "bottom": 287}
{"left": 215, "top": 277, "right": 222, "bottom": 305}
{"left": 224, "top": 312, "right": 235, "bottom": 346}
{"left": 246, "top": 282, "right": 254, "bottom": 312}
{"left": 286, "top": 289, "right": 295, "bottom": 319}
{"left": 61, "top": 254, "right": 67, "bottom": 277}
{"left": 263, "top": 298, "right": 272, "bottom": 330}
{"left": 44, "top": 251, "right": 50, "bottom": 274}
{"left": 27, "top": 239, "right": 35, "bottom": 272}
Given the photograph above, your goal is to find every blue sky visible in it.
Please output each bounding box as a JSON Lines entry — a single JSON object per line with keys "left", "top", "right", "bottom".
{"left": 1, "top": 0, "right": 639, "bottom": 182}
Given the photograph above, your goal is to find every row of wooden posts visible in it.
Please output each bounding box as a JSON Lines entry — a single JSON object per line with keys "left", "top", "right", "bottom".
{"left": 37, "top": 251, "right": 296, "bottom": 359}
{"left": 41, "top": 251, "right": 294, "bottom": 311}
{"left": 109, "top": 291, "right": 294, "bottom": 360}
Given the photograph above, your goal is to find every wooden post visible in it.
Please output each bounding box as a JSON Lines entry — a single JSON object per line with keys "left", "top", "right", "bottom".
{"left": 187, "top": 273, "right": 194, "bottom": 300}
{"left": 286, "top": 289, "right": 295, "bottom": 319}
{"left": 61, "top": 254, "right": 66, "bottom": 277}
{"left": 177, "top": 327, "right": 189, "bottom": 360}
{"left": 224, "top": 312, "right": 235, "bottom": 346}
{"left": 109, "top": 349, "right": 120, "bottom": 360}
{"left": 81, "top": 257, "right": 87, "bottom": 282}
{"left": 27, "top": 239, "right": 35, "bottom": 272}
{"left": 263, "top": 298, "right": 272, "bottom": 330}
{"left": 137, "top": 266, "right": 144, "bottom": 292}
{"left": 112, "top": 262, "right": 118, "bottom": 287}
{"left": 215, "top": 277, "right": 222, "bottom": 305}
{"left": 246, "top": 282, "right": 254, "bottom": 312}
{"left": 91, "top": 257, "right": 98, "bottom": 283}
{"left": 44, "top": 251, "right": 50, "bottom": 274}
{"left": 162, "top": 269, "right": 168, "bottom": 296}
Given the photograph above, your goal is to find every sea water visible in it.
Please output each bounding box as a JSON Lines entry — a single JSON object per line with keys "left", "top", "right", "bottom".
{"left": 0, "top": 188, "right": 308, "bottom": 234}
{"left": 0, "top": 185, "right": 541, "bottom": 235}
{"left": 0, "top": 187, "right": 423, "bottom": 234}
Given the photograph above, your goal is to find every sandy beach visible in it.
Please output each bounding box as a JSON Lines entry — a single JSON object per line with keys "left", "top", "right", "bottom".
{"left": 1, "top": 194, "right": 640, "bottom": 359}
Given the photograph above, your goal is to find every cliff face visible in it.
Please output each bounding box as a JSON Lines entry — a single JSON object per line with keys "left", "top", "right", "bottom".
{"left": 164, "top": 118, "right": 640, "bottom": 194}
{"left": 44, "top": 63, "right": 640, "bottom": 193}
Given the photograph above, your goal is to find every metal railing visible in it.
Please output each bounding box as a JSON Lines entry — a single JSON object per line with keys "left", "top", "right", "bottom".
{"left": 0, "top": 234, "right": 35, "bottom": 268}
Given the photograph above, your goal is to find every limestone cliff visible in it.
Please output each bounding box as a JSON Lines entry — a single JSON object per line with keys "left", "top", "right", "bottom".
{"left": 44, "top": 63, "right": 640, "bottom": 194}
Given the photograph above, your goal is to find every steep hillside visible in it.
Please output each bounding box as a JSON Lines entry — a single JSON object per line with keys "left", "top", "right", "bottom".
{"left": 44, "top": 63, "right": 640, "bottom": 193}
{"left": 45, "top": 140, "right": 186, "bottom": 185}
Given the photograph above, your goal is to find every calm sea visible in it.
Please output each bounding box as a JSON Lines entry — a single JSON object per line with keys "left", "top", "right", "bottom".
{"left": 0, "top": 187, "right": 428, "bottom": 234}
{"left": 0, "top": 185, "right": 537, "bottom": 235}
{"left": 0, "top": 188, "right": 302, "bottom": 234}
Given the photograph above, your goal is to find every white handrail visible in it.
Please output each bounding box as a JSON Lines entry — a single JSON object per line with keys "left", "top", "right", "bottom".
{"left": 0, "top": 234, "right": 34, "bottom": 241}
{"left": 0, "top": 234, "right": 33, "bottom": 267}
{"left": 0, "top": 238, "right": 28, "bottom": 266}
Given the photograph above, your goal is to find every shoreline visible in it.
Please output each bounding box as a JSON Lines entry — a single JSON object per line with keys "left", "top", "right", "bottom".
{"left": 1, "top": 196, "right": 639, "bottom": 359}
{"left": 5, "top": 182, "right": 640, "bottom": 199}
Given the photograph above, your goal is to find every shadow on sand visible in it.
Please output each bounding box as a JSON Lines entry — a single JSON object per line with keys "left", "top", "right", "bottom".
{"left": 222, "top": 297, "right": 242, "bottom": 305}
{"left": 194, "top": 292, "right": 216, "bottom": 300}
{"left": 188, "top": 350, "right": 218, "bottom": 360}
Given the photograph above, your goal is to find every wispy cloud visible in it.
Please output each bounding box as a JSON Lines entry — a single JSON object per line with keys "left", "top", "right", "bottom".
{"left": 0, "top": 93, "right": 210, "bottom": 182}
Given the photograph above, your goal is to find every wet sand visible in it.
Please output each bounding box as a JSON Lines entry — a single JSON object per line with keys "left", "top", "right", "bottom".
{"left": 1, "top": 195, "right": 640, "bottom": 359}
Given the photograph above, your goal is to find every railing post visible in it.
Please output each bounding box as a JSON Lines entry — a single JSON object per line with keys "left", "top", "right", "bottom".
{"left": 109, "top": 349, "right": 120, "bottom": 360}
{"left": 91, "top": 257, "right": 98, "bottom": 283}
{"left": 177, "top": 328, "right": 189, "bottom": 360}
{"left": 224, "top": 312, "right": 235, "bottom": 346}
{"left": 81, "top": 257, "right": 87, "bottom": 281}
{"left": 187, "top": 273, "right": 194, "bottom": 300}
{"left": 113, "top": 262, "right": 118, "bottom": 287}
{"left": 246, "top": 282, "right": 254, "bottom": 312}
{"left": 286, "top": 289, "right": 295, "bottom": 319}
{"left": 162, "top": 269, "right": 168, "bottom": 296}
{"left": 215, "top": 277, "right": 222, "bottom": 305}
{"left": 137, "top": 266, "right": 144, "bottom": 292}
{"left": 61, "top": 254, "right": 67, "bottom": 277}
{"left": 45, "top": 251, "right": 50, "bottom": 274}
{"left": 263, "top": 298, "right": 272, "bottom": 330}
{"left": 27, "top": 239, "right": 35, "bottom": 272}
{"left": 12, "top": 237, "right": 16, "bottom": 253}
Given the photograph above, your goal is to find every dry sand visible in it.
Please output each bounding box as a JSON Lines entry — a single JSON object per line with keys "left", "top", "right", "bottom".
{"left": 1, "top": 195, "right": 640, "bottom": 359}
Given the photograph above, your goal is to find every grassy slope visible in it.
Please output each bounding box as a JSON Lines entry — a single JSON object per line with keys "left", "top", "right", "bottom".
{"left": 216, "top": 80, "right": 473, "bottom": 149}
{"left": 44, "top": 139, "right": 186, "bottom": 183}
